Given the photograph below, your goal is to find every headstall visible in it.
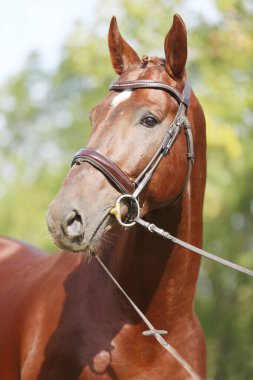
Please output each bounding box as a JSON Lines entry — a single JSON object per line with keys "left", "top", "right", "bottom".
{"left": 71, "top": 79, "right": 253, "bottom": 277}
{"left": 72, "top": 79, "right": 193, "bottom": 226}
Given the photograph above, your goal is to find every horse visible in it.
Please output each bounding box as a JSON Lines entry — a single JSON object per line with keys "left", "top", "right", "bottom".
{"left": 0, "top": 14, "right": 206, "bottom": 379}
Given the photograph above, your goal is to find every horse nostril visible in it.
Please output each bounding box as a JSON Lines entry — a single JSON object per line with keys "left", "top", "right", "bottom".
{"left": 62, "top": 210, "right": 84, "bottom": 239}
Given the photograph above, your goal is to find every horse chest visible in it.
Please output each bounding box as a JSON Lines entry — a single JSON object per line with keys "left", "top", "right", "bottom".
{"left": 27, "top": 326, "right": 180, "bottom": 380}
{"left": 20, "top": 294, "right": 169, "bottom": 380}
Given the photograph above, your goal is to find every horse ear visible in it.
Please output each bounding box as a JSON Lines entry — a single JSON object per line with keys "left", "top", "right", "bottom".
{"left": 108, "top": 16, "right": 140, "bottom": 75}
{"left": 164, "top": 14, "right": 187, "bottom": 79}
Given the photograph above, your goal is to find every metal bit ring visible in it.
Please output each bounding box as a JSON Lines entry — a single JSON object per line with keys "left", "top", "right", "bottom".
{"left": 109, "top": 194, "right": 140, "bottom": 227}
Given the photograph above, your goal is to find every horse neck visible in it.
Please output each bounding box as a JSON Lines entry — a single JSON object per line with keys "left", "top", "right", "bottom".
{"left": 102, "top": 178, "right": 204, "bottom": 327}
{"left": 100, "top": 100, "right": 206, "bottom": 327}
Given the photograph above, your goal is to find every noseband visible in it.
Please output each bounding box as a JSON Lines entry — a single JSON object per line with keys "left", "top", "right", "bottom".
{"left": 71, "top": 79, "right": 194, "bottom": 226}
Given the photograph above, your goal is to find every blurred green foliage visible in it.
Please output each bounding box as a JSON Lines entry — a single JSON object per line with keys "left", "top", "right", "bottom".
{"left": 0, "top": 0, "right": 252, "bottom": 378}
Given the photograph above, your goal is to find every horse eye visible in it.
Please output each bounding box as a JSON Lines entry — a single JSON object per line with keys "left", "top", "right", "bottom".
{"left": 141, "top": 115, "right": 158, "bottom": 128}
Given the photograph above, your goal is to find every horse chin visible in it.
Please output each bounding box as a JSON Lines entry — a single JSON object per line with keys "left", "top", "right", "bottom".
{"left": 55, "top": 238, "right": 89, "bottom": 254}
{"left": 81, "top": 219, "right": 114, "bottom": 257}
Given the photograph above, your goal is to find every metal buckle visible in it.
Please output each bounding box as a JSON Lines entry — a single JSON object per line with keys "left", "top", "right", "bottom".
{"left": 109, "top": 194, "right": 140, "bottom": 227}
{"left": 142, "top": 329, "right": 168, "bottom": 336}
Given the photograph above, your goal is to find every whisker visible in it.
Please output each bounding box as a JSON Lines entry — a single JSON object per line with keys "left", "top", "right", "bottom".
{"left": 103, "top": 205, "right": 114, "bottom": 213}
{"left": 101, "top": 237, "right": 115, "bottom": 248}
{"left": 106, "top": 231, "right": 121, "bottom": 238}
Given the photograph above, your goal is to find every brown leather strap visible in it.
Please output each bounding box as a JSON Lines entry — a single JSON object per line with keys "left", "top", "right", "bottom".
{"left": 71, "top": 148, "right": 135, "bottom": 194}
{"left": 109, "top": 80, "right": 189, "bottom": 107}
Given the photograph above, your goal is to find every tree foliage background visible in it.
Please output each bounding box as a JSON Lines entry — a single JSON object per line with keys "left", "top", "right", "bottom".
{"left": 0, "top": 0, "right": 252, "bottom": 378}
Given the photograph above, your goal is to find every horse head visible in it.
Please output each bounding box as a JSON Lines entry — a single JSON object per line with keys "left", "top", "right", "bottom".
{"left": 47, "top": 14, "right": 206, "bottom": 254}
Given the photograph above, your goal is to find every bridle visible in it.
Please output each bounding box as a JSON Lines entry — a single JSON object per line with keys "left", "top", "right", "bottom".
{"left": 71, "top": 78, "right": 253, "bottom": 379}
{"left": 72, "top": 79, "right": 193, "bottom": 226}
{"left": 71, "top": 78, "right": 253, "bottom": 276}
{"left": 71, "top": 79, "right": 202, "bottom": 379}
{"left": 71, "top": 77, "right": 253, "bottom": 276}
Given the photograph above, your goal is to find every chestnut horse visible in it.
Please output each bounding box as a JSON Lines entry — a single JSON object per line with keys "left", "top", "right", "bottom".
{"left": 0, "top": 14, "right": 206, "bottom": 379}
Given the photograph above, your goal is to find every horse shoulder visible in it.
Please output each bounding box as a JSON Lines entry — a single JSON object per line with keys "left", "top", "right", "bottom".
{"left": 0, "top": 237, "right": 84, "bottom": 380}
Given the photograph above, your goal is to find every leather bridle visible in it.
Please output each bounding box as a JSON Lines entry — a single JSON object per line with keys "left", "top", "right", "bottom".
{"left": 71, "top": 79, "right": 193, "bottom": 226}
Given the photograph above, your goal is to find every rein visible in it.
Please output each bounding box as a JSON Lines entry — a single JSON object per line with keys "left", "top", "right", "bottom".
{"left": 135, "top": 218, "right": 253, "bottom": 277}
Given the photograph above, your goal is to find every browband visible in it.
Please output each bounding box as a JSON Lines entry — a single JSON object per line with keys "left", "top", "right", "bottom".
{"left": 109, "top": 80, "right": 190, "bottom": 107}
